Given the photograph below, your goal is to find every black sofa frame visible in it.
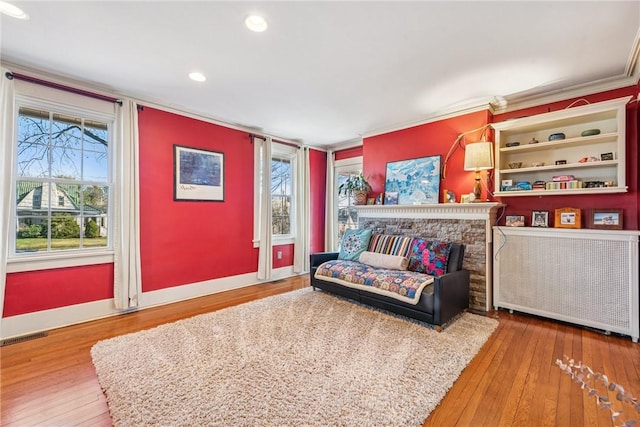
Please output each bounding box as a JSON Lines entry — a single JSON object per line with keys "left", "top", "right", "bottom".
{"left": 309, "top": 243, "right": 470, "bottom": 329}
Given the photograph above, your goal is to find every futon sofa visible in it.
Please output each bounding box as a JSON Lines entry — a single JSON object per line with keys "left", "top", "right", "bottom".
{"left": 310, "top": 230, "right": 470, "bottom": 329}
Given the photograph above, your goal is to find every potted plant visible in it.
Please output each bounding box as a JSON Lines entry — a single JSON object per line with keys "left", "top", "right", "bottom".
{"left": 338, "top": 173, "right": 372, "bottom": 205}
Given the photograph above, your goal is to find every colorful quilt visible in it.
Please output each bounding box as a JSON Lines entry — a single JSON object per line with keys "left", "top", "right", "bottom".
{"left": 314, "top": 260, "right": 434, "bottom": 305}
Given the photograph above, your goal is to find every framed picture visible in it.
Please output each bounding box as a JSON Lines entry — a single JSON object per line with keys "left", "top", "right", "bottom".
{"left": 366, "top": 197, "right": 375, "bottom": 205}
{"left": 588, "top": 208, "right": 623, "bottom": 230}
{"left": 174, "top": 145, "right": 224, "bottom": 201}
{"left": 460, "top": 194, "right": 471, "bottom": 204}
{"left": 443, "top": 189, "right": 456, "bottom": 203}
{"left": 505, "top": 215, "right": 525, "bottom": 227}
{"left": 384, "top": 155, "right": 441, "bottom": 205}
{"left": 531, "top": 210, "right": 549, "bottom": 227}
{"left": 555, "top": 207, "right": 581, "bottom": 229}
{"left": 384, "top": 192, "right": 399, "bottom": 205}
{"left": 600, "top": 152, "right": 614, "bottom": 161}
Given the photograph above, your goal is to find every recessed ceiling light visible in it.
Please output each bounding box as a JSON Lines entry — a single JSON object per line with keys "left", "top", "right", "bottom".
{"left": 0, "top": 1, "right": 29, "bottom": 19}
{"left": 245, "top": 14, "right": 267, "bottom": 32}
{"left": 189, "top": 72, "right": 206, "bottom": 82}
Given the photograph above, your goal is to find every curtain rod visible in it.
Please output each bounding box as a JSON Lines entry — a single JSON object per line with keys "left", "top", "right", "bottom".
{"left": 5, "top": 71, "right": 122, "bottom": 105}
{"left": 249, "top": 133, "right": 301, "bottom": 149}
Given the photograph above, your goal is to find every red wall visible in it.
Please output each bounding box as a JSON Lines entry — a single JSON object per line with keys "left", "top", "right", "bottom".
{"left": 3, "top": 264, "right": 114, "bottom": 316}
{"left": 492, "top": 87, "right": 639, "bottom": 229}
{"left": 364, "top": 110, "right": 492, "bottom": 202}
{"left": 137, "top": 108, "right": 258, "bottom": 291}
{"left": 335, "top": 146, "right": 363, "bottom": 160}
{"left": 309, "top": 149, "right": 327, "bottom": 253}
{"left": 4, "top": 108, "right": 328, "bottom": 317}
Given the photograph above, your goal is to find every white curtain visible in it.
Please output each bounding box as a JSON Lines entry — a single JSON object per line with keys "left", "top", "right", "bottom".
{"left": 257, "top": 137, "right": 273, "bottom": 280}
{"left": 325, "top": 150, "right": 336, "bottom": 251}
{"left": 293, "top": 147, "right": 310, "bottom": 273}
{"left": 113, "top": 100, "right": 141, "bottom": 309}
{"left": 0, "top": 69, "right": 16, "bottom": 334}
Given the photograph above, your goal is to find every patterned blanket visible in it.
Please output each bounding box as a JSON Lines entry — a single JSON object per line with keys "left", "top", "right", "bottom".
{"left": 314, "top": 260, "right": 434, "bottom": 305}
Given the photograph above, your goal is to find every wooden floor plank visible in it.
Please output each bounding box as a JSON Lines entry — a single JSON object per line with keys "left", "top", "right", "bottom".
{"left": 2, "top": 276, "right": 639, "bottom": 427}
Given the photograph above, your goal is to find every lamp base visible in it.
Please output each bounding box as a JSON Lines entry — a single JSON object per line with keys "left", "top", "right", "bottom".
{"left": 473, "top": 173, "right": 482, "bottom": 200}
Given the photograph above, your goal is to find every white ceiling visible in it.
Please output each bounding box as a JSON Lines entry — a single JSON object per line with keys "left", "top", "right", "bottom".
{"left": 1, "top": 1, "right": 639, "bottom": 148}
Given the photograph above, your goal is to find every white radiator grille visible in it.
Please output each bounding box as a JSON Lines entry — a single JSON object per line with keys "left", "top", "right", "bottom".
{"left": 494, "top": 228, "right": 639, "bottom": 340}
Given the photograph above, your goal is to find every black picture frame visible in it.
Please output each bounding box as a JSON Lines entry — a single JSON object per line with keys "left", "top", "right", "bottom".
{"left": 174, "top": 145, "right": 224, "bottom": 201}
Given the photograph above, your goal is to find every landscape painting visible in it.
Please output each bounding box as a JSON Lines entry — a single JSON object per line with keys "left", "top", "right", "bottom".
{"left": 384, "top": 155, "right": 441, "bottom": 205}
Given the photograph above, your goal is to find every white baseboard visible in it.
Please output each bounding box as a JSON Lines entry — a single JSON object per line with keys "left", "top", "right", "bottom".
{"left": 1, "top": 266, "right": 297, "bottom": 340}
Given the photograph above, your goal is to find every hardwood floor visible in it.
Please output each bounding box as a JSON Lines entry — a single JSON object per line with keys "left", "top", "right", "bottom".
{"left": 2, "top": 276, "right": 639, "bottom": 426}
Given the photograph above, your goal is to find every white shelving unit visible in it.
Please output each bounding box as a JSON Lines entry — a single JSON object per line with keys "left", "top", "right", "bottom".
{"left": 492, "top": 96, "right": 631, "bottom": 197}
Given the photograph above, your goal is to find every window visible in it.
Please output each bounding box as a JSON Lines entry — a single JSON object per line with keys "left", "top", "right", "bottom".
{"left": 271, "top": 156, "right": 292, "bottom": 235}
{"left": 13, "top": 105, "right": 111, "bottom": 254}
{"left": 333, "top": 157, "right": 363, "bottom": 251}
{"left": 253, "top": 140, "right": 297, "bottom": 245}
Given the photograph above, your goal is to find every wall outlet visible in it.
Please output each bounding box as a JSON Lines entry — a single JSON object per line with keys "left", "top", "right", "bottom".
{"left": 276, "top": 251, "right": 282, "bottom": 260}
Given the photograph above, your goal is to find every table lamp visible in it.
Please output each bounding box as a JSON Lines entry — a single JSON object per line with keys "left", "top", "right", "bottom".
{"left": 464, "top": 141, "right": 493, "bottom": 200}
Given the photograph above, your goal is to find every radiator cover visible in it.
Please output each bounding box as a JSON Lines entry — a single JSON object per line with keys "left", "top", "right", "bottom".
{"left": 493, "top": 227, "right": 639, "bottom": 342}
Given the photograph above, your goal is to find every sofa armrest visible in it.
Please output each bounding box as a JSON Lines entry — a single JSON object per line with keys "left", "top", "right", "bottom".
{"left": 310, "top": 252, "right": 339, "bottom": 268}
{"left": 432, "top": 269, "right": 470, "bottom": 325}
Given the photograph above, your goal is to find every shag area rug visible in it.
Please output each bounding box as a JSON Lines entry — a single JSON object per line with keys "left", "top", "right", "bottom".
{"left": 91, "top": 288, "right": 498, "bottom": 426}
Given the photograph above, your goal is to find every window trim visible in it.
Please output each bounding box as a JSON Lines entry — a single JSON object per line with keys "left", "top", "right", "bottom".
{"left": 8, "top": 93, "right": 116, "bottom": 270}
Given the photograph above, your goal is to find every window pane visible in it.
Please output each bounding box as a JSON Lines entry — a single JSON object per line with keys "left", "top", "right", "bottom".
{"left": 51, "top": 213, "right": 81, "bottom": 251}
{"left": 17, "top": 109, "right": 50, "bottom": 177}
{"left": 16, "top": 217, "right": 49, "bottom": 253}
{"left": 83, "top": 150, "right": 108, "bottom": 182}
{"left": 51, "top": 113, "right": 82, "bottom": 149}
{"left": 50, "top": 147, "right": 82, "bottom": 180}
{"left": 336, "top": 170, "right": 360, "bottom": 246}
{"left": 16, "top": 180, "right": 51, "bottom": 213}
{"left": 83, "top": 120, "right": 109, "bottom": 154}
{"left": 271, "top": 157, "right": 292, "bottom": 236}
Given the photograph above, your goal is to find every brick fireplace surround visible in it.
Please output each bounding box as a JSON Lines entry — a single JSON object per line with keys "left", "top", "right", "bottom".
{"left": 355, "top": 203, "right": 504, "bottom": 313}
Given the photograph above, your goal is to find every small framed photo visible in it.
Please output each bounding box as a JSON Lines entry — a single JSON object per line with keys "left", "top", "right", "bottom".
{"left": 366, "top": 197, "right": 375, "bottom": 205}
{"left": 531, "top": 210, "right": 549, "bottom": 227}
{"left": 588, "top": 208, "right": 623, "bottom": 230}
{"left": 375, "top": 194, "right": 383, "bottom": 205}
{"left": 555, "top": 160, "right": 567, "bottom": 165}
{"left": 505, "top": 215, "right": 525, "bottom": 227}
{"left": 555, "top": 207, "right": 581, "bottom": 229}
{"left": 600, "top": 152, "right": 614, "bottom": 161}
{"left": 384, "top": 192, "right": 399, "bottom": 205}
{"left": 460, "top": 194, "right": 471, "bottom": 204}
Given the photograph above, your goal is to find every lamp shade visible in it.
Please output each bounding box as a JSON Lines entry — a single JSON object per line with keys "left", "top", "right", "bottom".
{"left": 464, "top": 142, "right": 494, "bottom": 171}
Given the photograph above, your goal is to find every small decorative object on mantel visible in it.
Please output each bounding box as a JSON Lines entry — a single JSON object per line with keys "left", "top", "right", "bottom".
{"left": 531, "top": 210, "right": 549, "bottom": 227}
{"left": 443, "top": 189, "right": 456, "bottom": 203}
{"left": 548, "top": 132, "right": 566, "bottom": 141}
{"left": 384, "top": 192, "right": 398, "bottom": 205}
{"left": 528, "top": 137, "right": 539, "bottom": 144}
{"left": 554, "top": 207, "right": 581, "bottom": 229}
{"left": 505, "top": 215, "right": 525, "bottom": 227}
{"left": 587, "top": 208, "right": 623, "bottom": 230}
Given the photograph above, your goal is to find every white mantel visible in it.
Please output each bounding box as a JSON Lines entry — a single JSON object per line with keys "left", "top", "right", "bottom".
{"left": 355, "top": 202, "right": 504, "bottom": 220}
{"left": 355, "top": 202, "right": 505, "bottom": 312}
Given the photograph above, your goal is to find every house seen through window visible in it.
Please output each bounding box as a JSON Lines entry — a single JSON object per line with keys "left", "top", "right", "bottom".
{"left": 14, "top": 106, "right": 111, "bottom": 253}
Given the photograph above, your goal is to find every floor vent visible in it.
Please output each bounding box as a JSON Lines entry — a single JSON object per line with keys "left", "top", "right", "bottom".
{"left": 1, "top": 331, "right": 48, "bottom": 346}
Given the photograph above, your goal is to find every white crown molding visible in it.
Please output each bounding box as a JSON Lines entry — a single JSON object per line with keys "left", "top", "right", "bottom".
{"left": 362, "top": 101, "right": 494, "bottom": 140}
{"left": 625, "top": 26, "right": 640, "bottom": 78}
{"left": 494, "top": 74, "right": 637, "bottom": 115}
{"left": 326, "top": 137, "right": 364, "bottom": 152}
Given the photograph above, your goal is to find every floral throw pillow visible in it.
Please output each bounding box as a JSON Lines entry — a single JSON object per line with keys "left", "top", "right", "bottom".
{"left": 407, "top": 239, "right": 452, "bottom": 276}
{"left": 338, "top": 229, "right": 373, "bottom": 261}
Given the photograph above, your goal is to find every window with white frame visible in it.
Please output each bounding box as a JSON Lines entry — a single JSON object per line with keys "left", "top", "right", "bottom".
{"left": 333, "top": 156, "right": 363, "bottom": 250}
{"left": 254, "top": 141, "right": 297, "bottom": 244}
{"left": 12, "top": 101, "right": 113, "bottom": 256}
